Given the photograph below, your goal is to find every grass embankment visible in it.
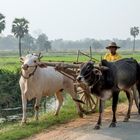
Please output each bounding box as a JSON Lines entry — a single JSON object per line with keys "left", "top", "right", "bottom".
{"left": 0, "top": 93, "right": 128, "bottom": 140}
{"left": 0, "top": 95, "right": 78, "bottom": 140}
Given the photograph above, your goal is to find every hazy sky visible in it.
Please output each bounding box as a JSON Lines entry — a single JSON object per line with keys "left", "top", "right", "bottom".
{"left": 0, "top": 0, "right": 140, "bottom": 40}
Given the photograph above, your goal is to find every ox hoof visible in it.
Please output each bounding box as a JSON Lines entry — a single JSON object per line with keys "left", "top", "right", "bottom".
{"left": 94, "top": 125, "right": 101, "bottom": 130}
{"left": 109, "top": 122, "right": 116, "bottom": 128}
{"left": 123, "top": 117, "right": 129, "bottom": 122}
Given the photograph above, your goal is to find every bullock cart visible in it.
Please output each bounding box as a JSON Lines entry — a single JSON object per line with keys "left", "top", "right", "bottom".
{"left": 37, "top": 61, "right": 98, "bottom": 114}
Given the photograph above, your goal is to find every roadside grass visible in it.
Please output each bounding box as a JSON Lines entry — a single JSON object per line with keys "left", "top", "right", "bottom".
{"left": 0, "top": 95, "right": 78, "bottom": 140}
{"left": 0, "top": 93, "right": 128, "bottom": 140}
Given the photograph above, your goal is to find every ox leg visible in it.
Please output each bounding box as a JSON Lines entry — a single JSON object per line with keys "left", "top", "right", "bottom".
{"left": 64, "top": 81, "right": 83, "bottom": 118}
{"left": 109, "top": 92, "right": 119, "bottom": 127}
{"left": 136, "top": 83, "right": 140, "bottom": 114}
{"left": 94, "top": 99, "right": 105, "bottom": 130}
{"left": 123, "top": 90, "right": 133, "bottom": 122}
{"left": 70, "top": 91, "right": 83, "bottom": 118}
{"left": 54, "top": 91, "right": 63, "bottom": 116}
{"left": 21, "top": 93, "right": 27, "bottom": 124}
{"left": 66, "top": 86, "right": 83, "bottom": 118}
{"left": 34, "top": 97, "right": 41, "bottom": 121}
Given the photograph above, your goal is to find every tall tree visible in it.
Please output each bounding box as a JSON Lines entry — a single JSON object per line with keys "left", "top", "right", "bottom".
{"left": 36, "top": 33, "right": 51, "bottom": 52}
{"left": 130, "top": 26, "right": 139, "bottom": 52}
{"left": 92, "top": 40, "right": 103, "bottom": 52}
{"left": 12, "top": 18, "right": 29, "bottom": 56}
{"left": 22, "top": 34, "right": 34, "bottom": 52}
{"left": 0, "top": 13, "right": 5, "bottom": 34}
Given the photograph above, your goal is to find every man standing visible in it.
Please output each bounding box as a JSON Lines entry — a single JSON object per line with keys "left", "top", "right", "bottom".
{"left": 104, "top": 42, "right": 121, "bottom": 62}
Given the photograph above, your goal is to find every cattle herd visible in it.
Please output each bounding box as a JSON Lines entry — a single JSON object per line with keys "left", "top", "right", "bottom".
{"left": 19, "top": 53, "right": 140, "bottom": 130}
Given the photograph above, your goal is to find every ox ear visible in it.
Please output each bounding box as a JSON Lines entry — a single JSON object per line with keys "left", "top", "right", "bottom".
{"left": 39, "top": 55, "right": 43, "bottom": 60}
{"left": 19, "top": 57, "right": 24, "bottom": 63}
{"left": 93, "top": 69, "right": 102, "bottom": 76}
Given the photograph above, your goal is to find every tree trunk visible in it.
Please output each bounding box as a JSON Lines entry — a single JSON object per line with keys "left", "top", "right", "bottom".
{"left": 19, "top": 37, "right": 22, "bottom": 57}
{"left": 133, "top": 37, "right": 136, "bottom": 53}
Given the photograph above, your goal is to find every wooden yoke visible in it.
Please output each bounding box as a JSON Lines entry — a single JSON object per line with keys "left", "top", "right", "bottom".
{"left": 36, "top": 62, "right": 81, "bottom": 81}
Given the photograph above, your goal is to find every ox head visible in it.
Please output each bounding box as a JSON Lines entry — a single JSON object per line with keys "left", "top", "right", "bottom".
{"left": 20, "top": 53, "right": 43, "bottom": 70}
{"left": 77, "top": 61, "right": 109, "bottom": 86}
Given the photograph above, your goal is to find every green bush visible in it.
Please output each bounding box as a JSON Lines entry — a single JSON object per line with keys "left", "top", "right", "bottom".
{"left": 0, "top": 69, "right": 21, "bottom": 109}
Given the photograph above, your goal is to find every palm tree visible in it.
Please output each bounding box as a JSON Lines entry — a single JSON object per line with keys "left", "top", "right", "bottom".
{"left": 0, "top": 13, "right": 5, "bottom": 34}
{"left": 130, "top": 26, "right": 139, "bottom": 52}
{"left": 12, "top": 18, "right": 29, "bottom": 56}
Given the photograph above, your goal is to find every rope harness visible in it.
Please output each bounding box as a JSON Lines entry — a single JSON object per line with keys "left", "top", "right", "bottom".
{"left": 21, "top": 65, "right": 38, "bottom": 79}
{"left": 82, "top": 67, "right": 101, "bottom": 87}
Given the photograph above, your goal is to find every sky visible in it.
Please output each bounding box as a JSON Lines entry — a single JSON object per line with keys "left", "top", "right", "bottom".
{"left": 0, "top": 0, "right": 140, "bottom": 40}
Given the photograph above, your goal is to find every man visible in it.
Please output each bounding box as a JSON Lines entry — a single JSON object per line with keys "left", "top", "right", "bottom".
{"left": 104, "top": 42, "right": 121, "bottom": 62}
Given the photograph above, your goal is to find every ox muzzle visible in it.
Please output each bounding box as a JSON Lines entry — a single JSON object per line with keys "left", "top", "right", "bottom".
{"left": 21, "top": 64, "right": 29, "bottom": 70}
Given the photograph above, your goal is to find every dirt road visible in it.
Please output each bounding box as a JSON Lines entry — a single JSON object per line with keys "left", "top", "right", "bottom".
{"left": 25, "top": 103, "right": 140, "bottom": 140}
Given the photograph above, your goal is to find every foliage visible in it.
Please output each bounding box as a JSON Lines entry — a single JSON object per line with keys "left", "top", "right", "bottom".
{"left": 0, "top": 69, "right": 21, "bottom": 109}
{"left": 36, "top": 33, "right": 51, "bottom": 52}
{"left": 0, "top": 95, "right": 77, "bottom": 140}
{"left": 11, "top": 18, "right": 29, "bottom": 56}
{"left": 92, "top": 40, "right": 103, "bottom": 52}
{"left": 1, "top": 33, "right": 140, "bottom": 52}
{"left": 130, "top": 26, "right": 139, "bottom": 52}
{"left": 0, "top": 13, "right": 5, "bottom": 34}
{"left": 0, "top": 35, "right": 18, "bottom": 50}
{"left": 22, "top": 34, "right": 35, "bottom": 52}
{"left": 11, "top": 18, "right": 29, "bottom": 38}
{"left": 130, "top": 26, "right": 139, "bottom": 38}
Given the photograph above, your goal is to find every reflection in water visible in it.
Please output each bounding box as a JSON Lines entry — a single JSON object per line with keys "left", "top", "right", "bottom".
{"left": 0, "top": 96, "right": 57, "bottom": 123}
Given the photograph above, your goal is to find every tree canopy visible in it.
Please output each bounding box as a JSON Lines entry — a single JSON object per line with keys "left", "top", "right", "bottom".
{"left": 11, "top": 18, "right": 29, "bottom": 56}
{"left": 0, "top": 13, "right": 5, "bottom": 34}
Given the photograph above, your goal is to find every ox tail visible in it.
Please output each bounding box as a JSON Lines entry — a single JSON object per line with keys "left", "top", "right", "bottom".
{"left": 72, "top": 98, "right": 85, "bottom": 104}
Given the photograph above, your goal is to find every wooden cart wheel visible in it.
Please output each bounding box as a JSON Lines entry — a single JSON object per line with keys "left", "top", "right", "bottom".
{"left": 77, "top": 84, "right": 98, "bottom": 114}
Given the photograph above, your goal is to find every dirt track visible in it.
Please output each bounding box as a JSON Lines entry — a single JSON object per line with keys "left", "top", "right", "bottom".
{"left": 25, "top": 103, "right": 140, "bottom": 140}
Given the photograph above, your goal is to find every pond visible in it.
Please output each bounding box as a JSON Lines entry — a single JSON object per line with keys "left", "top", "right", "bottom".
{"left": 0, "top": 96, "right": 57, "bottom": 124}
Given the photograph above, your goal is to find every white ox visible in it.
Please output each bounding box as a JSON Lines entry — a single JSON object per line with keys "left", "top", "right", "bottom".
{"left": 19, "top": 54, "right": 82, "bottom": 124}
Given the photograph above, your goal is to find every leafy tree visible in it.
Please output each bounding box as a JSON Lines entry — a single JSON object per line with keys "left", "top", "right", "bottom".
{"left": 0, "top": 35, "right": 18, "bottom": 50}
{"left": 22, "top": 34, "right": 35, "bottom": 52}
{"left": 11, "top": 18, "right": 29, "bottom": 56}
{"left": 130, "top": 26, "right": 139, "bottom": 52}
{"left": 0, "top": 13, "right": 5, "bottom": 34}
{"left": 0, "top": 69, "right": 21, "bottom": 109}
{"left": 92, "top": 40, "right": 103, "bottom": 52}
{"left": 36, "top": 33, "right": 51, "bottom": 52}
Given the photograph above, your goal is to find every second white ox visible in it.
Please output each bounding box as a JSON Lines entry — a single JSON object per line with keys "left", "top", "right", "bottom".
{"left": 19, "top": 54, "right": 82, "bottom": 124}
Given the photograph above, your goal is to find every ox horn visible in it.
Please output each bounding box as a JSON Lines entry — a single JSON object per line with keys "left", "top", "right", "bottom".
{"left": 100, "top": 66, "right": 109, "bottom": 70}
{"left": 19, "top": 57, "right": 24, "bottom": 63}
{"left": 94, "top": 65, "right": 109, "bottom": 70}
{"left": 94, "top": 64, "right": 100, "bottom": 70}
{"left": 38, "top": 52, "right": 43, "bottom": 60}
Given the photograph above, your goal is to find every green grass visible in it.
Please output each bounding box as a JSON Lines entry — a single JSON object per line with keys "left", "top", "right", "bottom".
{"left": 0, "top": 93, "right": 128, "bottom": 140}
{"left": 1, "top": 52, "right": 140, "bottom": 72}
{"left": 0, "top": 95, "right": 78, "bottom": 140}
{"left": 0, "top": 51, "right": 138, "bottom": 140}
